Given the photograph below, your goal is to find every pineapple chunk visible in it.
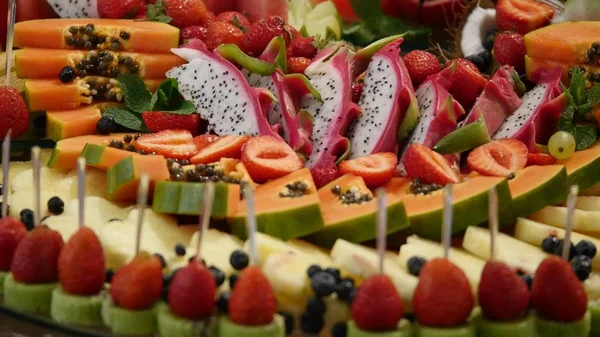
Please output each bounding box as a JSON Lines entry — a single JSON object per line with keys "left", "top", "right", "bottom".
{"left": 529, "top": 206, "right": 600, "bottom": 234}
{"left": 178, "top": 229, "right": 244, "bottom": 277}
{"left": 574, "top": 197, "right": 600, "bottom": 212}
{"left": 463, "top": 226, "right": 548, "bottom": 274}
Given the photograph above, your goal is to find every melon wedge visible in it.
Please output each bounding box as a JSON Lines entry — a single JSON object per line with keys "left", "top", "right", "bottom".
{"left": 47, "top": 134, "right": 133, "bottom": 169}
{"left": 47, "top": 106, "right": 101, "bottom": 141}
{"left": 25, "top": 78, "right": 161, "bottom": 112}
{"left": 524, "top": 22, "right": 600, "bottom": 65}
{"left": 14, "top": 19, "right": 179, "bottom": 53}
{"left": 305, "top": 174, "right": 408, "bottom": 247}
{"left": 152, "top": 181, "right": 240, "bottom": 218}
{"left": 106, "top": 155, "right": 170, "bottom": 201}
{"left": 230, "top": 168, "right": 325, "bottom": 241}
{"left": 558, "top": 143, "right": 600, "bottom": 191}
{"left": 15, "top": 49, "right": 185, "bottom": 79}
{"left": 385, "top": 176, "right": 512, "bottom": 239}
{"left": 81, "top": 143, "right": 140, "bottom": 170}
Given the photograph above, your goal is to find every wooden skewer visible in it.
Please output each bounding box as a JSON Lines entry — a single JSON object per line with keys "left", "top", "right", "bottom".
{"left": 562, "top": 185, "right": 579, "bottom": 261}
{"left": 2, "top": 130, "right": 11, "bottom": 218}
{"left": 134, "top": 175, "right": 150, "bottom": 256}
{"left": 195, "top": 182, "right": 215, "bottom": 262}
{"left": 442, "top": 184, "right": 453, "bottom": 259}
{"left": 376, "top": 188, "right": 387, "bottom": 275}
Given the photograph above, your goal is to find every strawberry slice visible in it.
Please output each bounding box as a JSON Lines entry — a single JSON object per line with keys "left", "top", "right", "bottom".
{"left": 339, "top": 153, "right": 398, "bottom": 188}
{"left": 402, "top": 144, "right": 460, "bottom": 185}
{"left": 135, "top": 130, "right": 198, "bottom": 160}
{"left": 141, "top": 112, "right": 201, "bottom": 136}
{"left": 240, "top": 136, "right": 303, "bottom": 183}
{"left": 526, "top": 153, "right": 557, "bottom": 166}
{"left": 191, "top": 135, "right": 250, "bottom": 165}
{"left": 193, "top": 134, "right": 219, "bottom": 150}
{"left": 496, "top": 0, "right": 554, "bottom": 35}
{"left": 467, "top": 139, "right": 528, "bottom": 177}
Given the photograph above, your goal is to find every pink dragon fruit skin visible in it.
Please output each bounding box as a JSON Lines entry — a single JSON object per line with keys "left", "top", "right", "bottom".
{"left": 166, "top": 40, "right": 282, "bottom": 140}
{"left": 492, "top": 67, "right": 567, "bottom": 152}
{"left": 301, "top": 44, "right": 362, "bottom": 186}
{"left": 347, "top": 39, "right": 420, "bottom": 158}
{"left": 458, "top": 65, "right": 522, "bottom": 136}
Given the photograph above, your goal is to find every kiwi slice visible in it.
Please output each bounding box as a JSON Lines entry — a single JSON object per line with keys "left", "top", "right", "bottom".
{"left": 157, "top": 304, "right": 217, "bottom": 337}
{"left": 0, "top": 271, "right": 7, "bottom": 294}
{"left": 218, "top": 315, "right": 285, "bottom": 337}
{"left": 347, "top": 319, "right": 412, "bottom": 337}
{"left": 477, "top": 313, "right": 535, "bottom": 337}
{"left": 534, "top": 310, "right": 591, "bottom": 337}
{"left": 413, "top": 323, "right": 476, "bottom": 337}
{"left": 50, "top": 287, "right": 104, "bottom": 326}
{"left": 3, "top": 273, "right": 57, "bottom": 315}
{"left": 589, "top": 302, "right": 600, "bottom": 336}
{"left": 101, "top": 296, "right": 158, "bottom": 335}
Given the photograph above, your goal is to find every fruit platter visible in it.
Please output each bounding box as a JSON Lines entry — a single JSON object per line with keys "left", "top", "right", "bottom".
{"left": 6, "top": 0, "right": 600, "bottom": 336}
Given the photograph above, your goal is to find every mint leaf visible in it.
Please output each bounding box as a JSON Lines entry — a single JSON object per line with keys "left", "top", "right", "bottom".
{"left": 587, "top": 84, "right": 600, "bottom": 106}
{"left": 117, "top": 75, "right": 152, "bottom": 113}
{"left": 569, "top": 124, "right": 598, "bottom": 150}
{"left": 145, "top": 0, "right": 172, "bottom": 23}
{"left": 104, "top": 107, "right": 148, "bottom": 132}
{"left": 569, "top": 67, "right": 586, "bottom": 105}
{"left": 559, "top": 105, "right": 576, "bottom": 129}
{"left": 167, "top": 100, "right": 196, "bottom": 115}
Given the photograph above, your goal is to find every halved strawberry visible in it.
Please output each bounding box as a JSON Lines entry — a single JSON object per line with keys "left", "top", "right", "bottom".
{"left": 467, "top": 139, "right": 528, "bottom": 177}
{"left": 190, "top": 135, "right": 250, "bottom": 164}
{"left": 402, "top": 144, "right": 460, "bottom": 185}
{"left": 449, "top": 61, "right": 488, "bottom": 110}
{"left": 141, "top": 112, "right": 201, "bottom": 136}
{"left": 338, "top": 153, "right": 398, "bottom": 188}
{"left": 526, "top": 153, "right": 557, "bottom": 166}
{"left": 496, "top": 0, "right": 554, "bottom": 35}
{"left": 193, "top": 134, "right": 219, "bottom": 150}
{"left": 135, "top": 130, "right": 198, "bottom": 160}
{"left": 241, "top": 136, "right": 303, "bottom": 183}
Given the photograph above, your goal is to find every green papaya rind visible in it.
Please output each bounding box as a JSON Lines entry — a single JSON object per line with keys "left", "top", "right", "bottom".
{"left": 0, "top": 271, "right": 7, "bottom": 294}
{"left": 50, "top": 287, "right": 104, "bottom": 326}
{"left": 413, "top": 323, "right": 476, "bottom": 337}
{"left": 347, "top": 319, "right": 412, "bottom": 337}
{"left": 102, "top": 297, "right": 158, "bottom": 335}
{"left": 217, "top": 315, "right": 285, "bottom": 337}
{"left": 477, "top": 314, "right": 535, "bottom": 337}
{"left": 558, "top": 143, "right": 600, "bottom": 191}
{"left": 3, "top": 273, "right": 57, "bottom": 315}
{"left": 157, "top": 304, "right": 217, "bottom": 337}
{"left": 152, "top": 181, "right": 238, "bottom": 217}
{"left": 534, "top": 310, "right": 591, "bottom": 337}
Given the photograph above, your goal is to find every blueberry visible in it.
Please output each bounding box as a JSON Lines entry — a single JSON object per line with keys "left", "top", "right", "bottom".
{"left": 576, "top": 240, "right": 597, "bottom": 259}
{"left": 59, "top": 66, "right": 76, "bottom": 83}
{"left": 520, "top": 274, "right": 533, "bottom": 290}
{"left": 331, "top": 322, "right": 348, "bottom": 337}
{"left": 335, "top": 278, "right": 355, "bottom": 300}
{"left": 310, "top": 271, "right": 336, "bottom": 297}
{"left": 571, "top": 255, "right": 592, "bottom": 281}
{"left": 174, "top": 243, "right": 186, "bottom": 256}
{"left": 20, "top": 208, "right": 35, "bottom": 230}
{"left": 407, "top": 256, "right": 427, "bottom": 276}
{"left": 541, "top": 235, "right": 559, "bottom": 253}
{"left": 105, "top": 268, "right": 116, "bottom": 283}
{"left": 300, "top": 312, "right": 324, "bottom": 334}
{"left": 217, "top": 293, "right": 230, "bottom": 314}
{"left": 482, "top": 30, "right": 496, "bottom": 51}
{"left": 229, "top": 274, "right": 239, "bottom": 289}
{"left": 324, "top": 267, "right": 341, "bottom": 282}
{"left": 96, "top": 116, "right": 117, "bottom": 135}
{"left": 478, "top": 50, "right": 492, "bottom": 69}
{"left": 554, "top": 239, "right": 577, "bottom": 260}
{"left": 229, "top": 250, "right": 249, "bottom": 271}
{"left": 47, "top": 196, "right": 64, "bottom": 215}
{"left": 306, "top": 264, "right": 322, "bottom": 278}
{"left": 465, "top": 54, "right": 485, "bottom": 71}
{"left": 278, "top": 311, "right": 294, "bottom": 335}
{"left": 306, "top": 296, "right": 326, "bottom": 316}
{"left": 209, "top": 266, "right": 226, "bottom": 287}
{"left": 153, "top": 253, "right": 166, "bottom": 269}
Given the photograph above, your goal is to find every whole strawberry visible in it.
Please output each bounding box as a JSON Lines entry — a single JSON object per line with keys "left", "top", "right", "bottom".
{"left": 229, "top": 266, "right": 276, "bottom": 325}
{"left": 204, "top": 21, "right": 244, "bottom": 51}
{"left": 352, "top": 275, "right": 404, "bottom": 331}
{"left": 0, "top": 217, "right": 27, "bottom": 271}
{"left": 98, "top": 0, "right": 145, "bottom": 18}
{"left": 11, "top": 226, "right": 65, "bottom": 284}
{"left": 168, "top": 262, "right": 217, "bottom": 319}
{"left": 403, "top": 50, "right": 441, "bottom": 86}
{"left": 287, "top": 57, "right": 311, "bottom": 74}
{"left": 181, "top": 26, "right": 208, "bottom": 42}
{"left": 478, "top": 261, "right": 530, "bottom": 321}
{"left": 444, "top": 58, "right": 479, "bottom": 73}
{"left": 165, "top": 0, "right": 215, "bottom": 28}
{"left": 287, "top": 36, "right": 317, "bottom": 59}
{"left": 493, "top": 32, "right": 526, "bottom": 73}
{"left": 0, "top": 86, "right": 29, "bottom": 140}
{"left": 110, "top": 253, "right": 163, "bottom": 310}
{"left": 449, "top": 60, "right": 488, "bottom": 110}
{"left": 242, "top": 16, "right": 291, "bottom": 56}
{"left": 141, "top": 112, "right": 201, "bottom": 135}
{"left": 58, "top": 227, "right": 105, "bottom": 296}
{"left": 216, "top": 11, "right": 250, "bottom": 29}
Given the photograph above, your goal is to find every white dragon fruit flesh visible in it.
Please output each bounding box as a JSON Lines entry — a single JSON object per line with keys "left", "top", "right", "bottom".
{"left": 458, "top": 65, "right": 522, "bottom": 136}
{"left": 493, "top": 67, "right": 566, "bottom": 151}
{"left": 47, "top": 0, "right": 99, "bottom": 18}
{"left": 166, "top": 40, "right": 281, "bottom": 139}
{"left": 301, "top": 44, "right": 361, "bottom": 187}
{"left": 347, "top": 38, "right": 419, "bottom": 158}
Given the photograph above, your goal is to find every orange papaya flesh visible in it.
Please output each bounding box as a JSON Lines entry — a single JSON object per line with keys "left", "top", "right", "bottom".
{"left": 107, "top": 154, "right": 170, "bottom": 201}
{"left": 47, "top": 133, "right": 133, "bottom": 169}
{"left": 14, "top": 19, "right": 179, "bottom": 53}
{"left": 15, "top": 48, "right": 185, "bottom": 79}
{"left": 81, "top": 142, "right": 142, "bottom": 171}
{"left": 524, "top": 21, "right": 600, "bottom": 64}
{"left": 46, "top": 105, "right": 102, "bottom": 141}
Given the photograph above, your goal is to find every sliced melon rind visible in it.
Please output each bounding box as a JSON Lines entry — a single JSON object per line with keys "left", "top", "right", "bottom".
{"left": 152, "top": 181, "right": 239, "bottom": 218}
{"left": 558, "top": 143, "right": 600, "bottom": 191}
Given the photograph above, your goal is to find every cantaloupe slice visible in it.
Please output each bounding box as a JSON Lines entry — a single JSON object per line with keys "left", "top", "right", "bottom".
{"left": 47, "top": 134, "right": 132, "bottom": 170}
{"left": 14, "top": 19, "right": 179, "bottom": 53}
{"left": 107, "top": 155, "right": 170, "bottom": 201}
{"left": 558, "top": 143, "right": 600, "bottom": 191}
{"left": 81, "top": 143, "right": 141, "bottom": 170}
{"left": 525, "top": 21, "right": 600, "bottom": 64}
{"left": 15, "top": 49, "right": 185, "bottom": 79}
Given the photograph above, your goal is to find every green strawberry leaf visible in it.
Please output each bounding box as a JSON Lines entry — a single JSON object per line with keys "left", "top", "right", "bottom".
{"left": 117, "top": 75, "right": 152, "bottom": 113}
{"left": 103, "top": 107, "right": 149, "bottom": 132}
{"left": 145, "top": 0, "right": 172, "bottom": 23}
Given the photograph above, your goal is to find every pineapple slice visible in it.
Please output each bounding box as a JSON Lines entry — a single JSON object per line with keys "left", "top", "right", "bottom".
{"left": 9, "top": 167, "right": 72, "bottom": 217}
{"left": 463, "top": 226, "right": 548, "bottom": 274}
{"left": 0, "top": 149, "right": 53, "bottom": 183}
{"left": 573, "top": 196, "right": 600, "bottom": 212}
{"left": 529, "top": 206, "right": 600, "bottom": 234}
{"left": 585, "top": 273, "right": 600, "bottom": 301}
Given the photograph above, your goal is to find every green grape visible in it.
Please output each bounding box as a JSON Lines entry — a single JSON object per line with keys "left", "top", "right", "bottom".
{"left": 548, "top": 131, "right": 576, "bottom": 160}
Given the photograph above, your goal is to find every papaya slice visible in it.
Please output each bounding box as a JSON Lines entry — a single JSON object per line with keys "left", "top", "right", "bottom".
{"left": 15, "top": 49, "right": 185, "bottom": 80}
{"left": 47, "top": 133, "right": 133, "bottom": 169}
{"left": 46, "top": 105, "right": 101, "bottom": 142}
{"left": 107, "top": 155, "right": 170, "bottom": 201}
{"left": 25, "top": 78, "right": 160, "bottom": 111}
{"left": 14, "top": 19, "right": 179, "bottom": 53}
{"left": 557, "top": 143, "right": 600, "bottom": 191}
{"left": 525, "top": 21, "right": 600, "bottom": 64}
{"left": 305, "top": 174, "right": 408, "bottom": 247}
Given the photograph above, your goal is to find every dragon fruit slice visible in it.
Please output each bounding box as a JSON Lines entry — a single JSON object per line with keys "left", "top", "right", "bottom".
{"left": 243, "top": 37, "right": 321, "bottom": 156}
{"left": 47, "top": 0, "right": 99, "bottom": 18}
{"left": 301, "top": 43, "right": 361, "bottom": 185}
{"left": 347, "top": 38, "right": 419, "bottom": 158}
{"left": 166, "top": 40, "right": 281, "bottom": 139}
{"left": 493, "top": 67, "right": 567, "bottom": 151}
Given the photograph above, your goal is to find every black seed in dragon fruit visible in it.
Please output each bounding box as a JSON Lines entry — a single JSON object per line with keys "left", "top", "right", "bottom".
{"left": 165, "top": 39, "right": 281, "bottom": 140}
{"left": 492, "top": 67, "right": 566, "bottom": 151}
{"left": 47, "top": 0, "right": 99, "bottom": 18}
{"left": 347, "top": 38, "right": 419, "bottom": 158}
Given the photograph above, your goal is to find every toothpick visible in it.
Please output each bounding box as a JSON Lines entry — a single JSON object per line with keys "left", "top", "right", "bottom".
{"left": 31, "top": 146, "right": 41, "bottom": 227}
{"left": 376, "top": 188, "right": 387, "bottom": 275}
{"left": 5, "top": 0, "right": 16, "bottom": 86}
{"left": 2, "top": 130, "right": 11, "bottom": 218}
{"left": 562, "top": 185, "right": 579, "bottom": 261}
{"left": 442, "top": 184, "right": 453, "bottom": 259}
{"left": 77, "top": 157, "right": 86, "bottom": 229}
{"left": 244, "top": 187, "right": 258, "bottom": 266}
{"left": 134, "top": 175, "right": 150, "bottom": 256}
{"left": 195, "top": 182, "right": 214, "bottom": 262}
{"left": 488, "top": 187, "right": 499, "bottom": 261}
